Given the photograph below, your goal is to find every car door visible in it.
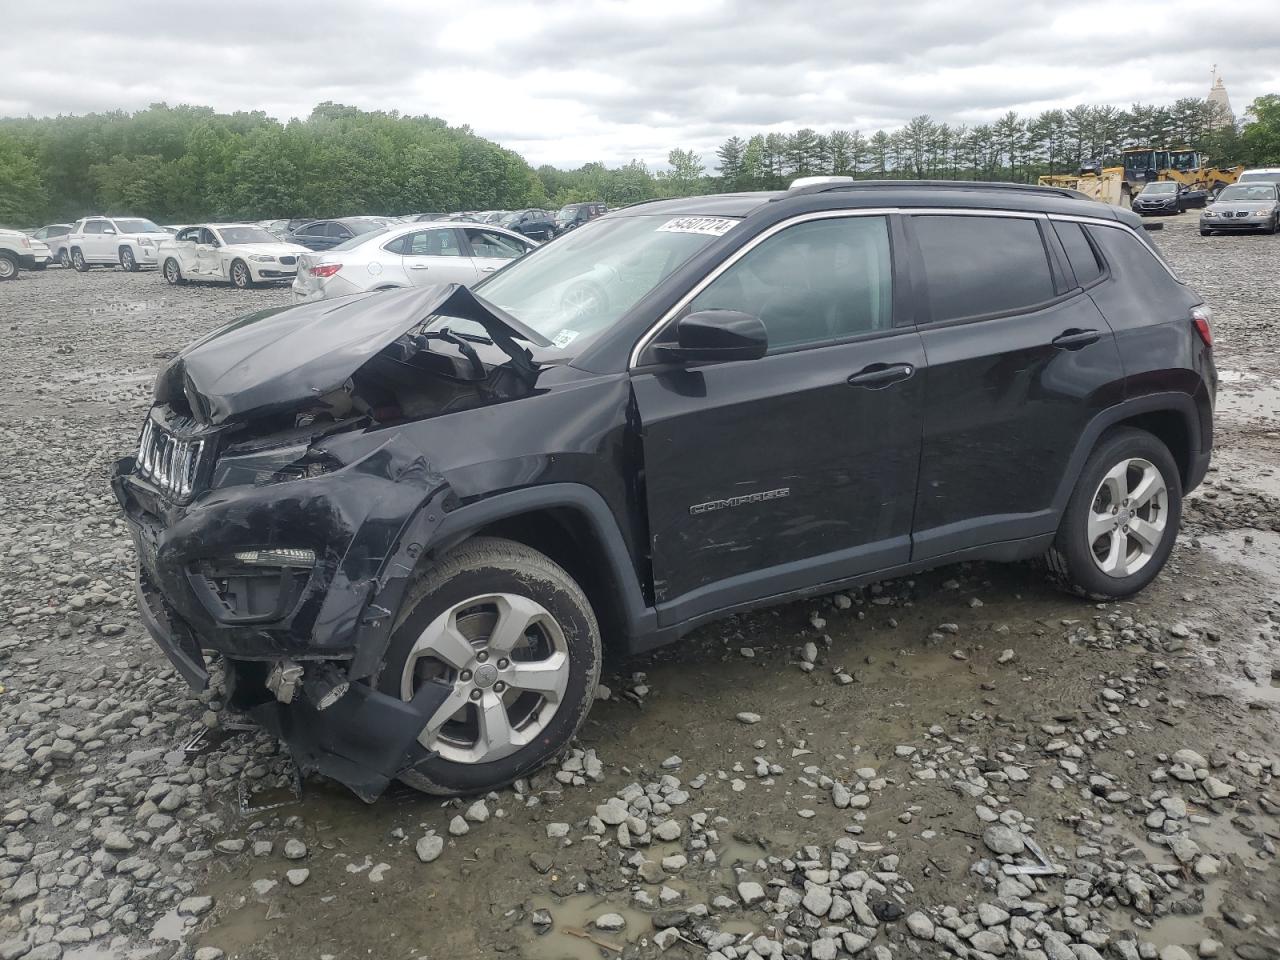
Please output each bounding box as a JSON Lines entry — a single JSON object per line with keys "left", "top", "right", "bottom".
{"left": 195, "top": 228, "right": 223, "bottom": 277}
{"left": 631, "top": 213, "right": 926, "bottom": 624}
{"left": 83, "top": 218, "right": 111, "bottom": 261}
{"left": 170, "top": 227, "right": 200, "bottom": 273}
{"left": 398, "top": 228, "right": 476, "bottom": 286}
{"left": 904, "top": 212, "right": 1125, "bottom": 560}
{"left": 461, "top": 227, "right": 533, "bottom": 278}
{"left": 293, "top": 222, "right": 331, "bottom": 251}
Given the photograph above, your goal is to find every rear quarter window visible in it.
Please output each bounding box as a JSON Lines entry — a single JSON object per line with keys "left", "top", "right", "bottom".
{"left": 1085, "top": 224, "right": 1193, "bottom": 330}
{"left": 1052, "top": 221, "right": 1105, "bottom": 287}
{"left": 912, "top": 215, "right": 1056, "bottom": 323}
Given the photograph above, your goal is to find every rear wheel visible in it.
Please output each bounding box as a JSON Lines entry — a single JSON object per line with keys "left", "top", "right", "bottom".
{"left": 1046, "top": 428, "right": 1181, "bottom": 599}
{"left": 378, "top": 537, "right": 601, "bottom": 796}
{"left": 59, "top": 249, "right": 71, "bottom": 267}
{"left": 71, "top": 248, "right": 90, "bottom": 272}
{"left": 0, "top": 253, "right": 17, "bottom": 281}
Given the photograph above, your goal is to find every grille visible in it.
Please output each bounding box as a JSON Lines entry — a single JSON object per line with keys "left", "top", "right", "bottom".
{"left": 279, "top": 256, "right": 297, "bottom": 265}
{"left": 136, "top": 418, "right": 206, "bottom": 500}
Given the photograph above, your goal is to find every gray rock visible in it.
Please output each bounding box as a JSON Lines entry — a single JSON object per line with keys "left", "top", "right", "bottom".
{"left": 283, "top": 839, "right": 307, "bottom": 860}
{"left": 1160, "top": 947, "right": 1193, "bottom": 960}
{"left": 907, "top": 911, "right": 935, "bottom": 939}
{"left": 812, "top": 938, "right": 839, "bottom": 960}
{"left": 737, "top": 881, "right": 766, "bottom": 906}
{"left": 416, "top": 834, "right": 444, "bottom": 863}
{"left": 654, "top": 928, "right": 680, "bottom": 951}
{"left": 802, "top": 885, "right": 833, "bottom": 917}
{"left": 178, "top": 895, "right": 213, "bottom": 916}
{"left": 736, "top": 712, "right": 762, "bottom": 724}
{"left": 594, "top": 913, "right": 626, "bottom": 931}
{"left": 286, "top": 868, "right": 309, "bottom": 886}
{"left": 448, "top": 815, "right": 469, "bottom": 836}
{"left": 983, "top": 824, "right": 1026, "bottom": 855}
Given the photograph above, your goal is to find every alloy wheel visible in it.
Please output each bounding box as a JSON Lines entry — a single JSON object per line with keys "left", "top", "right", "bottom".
{"left": 1087, "top": 457, "right": 1168, "bottom": 578}
{"left": 0, "top": 257, "right": 15, "bottom": 280}
{"left": 232, "top": 263, "right": 249, "bottom": 288}
{"left": 164, "top": 260, "right": 181, "bottom": 284}
{"left": 400, "top": 593, "right": 570, "bottom": 764}
{"left": 121, "top": 249, "right": 136, "bottom": 271}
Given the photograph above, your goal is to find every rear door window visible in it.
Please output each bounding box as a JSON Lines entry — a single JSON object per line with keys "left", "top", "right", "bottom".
{"left": 1052, "top": 221, "right": 1105, "bottom": 287}
{"left": 911, "top": 215, "right": 1056, "bottom": 323}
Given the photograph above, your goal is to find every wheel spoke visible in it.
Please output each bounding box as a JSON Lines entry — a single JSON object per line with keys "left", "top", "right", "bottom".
{"left": 1128, "top": 517, "right": 1163, "bottom": 552}
{"left": 505, "top": 652, "right": 569, "bottom": 702}
{"left": 1128, "top": 464, "right": 1163, "bottom": 509}
{"left": 487, "top": 594, "right": 545, "bottom": 654}
{"left": 1087, "top": 509, "right": 1114, "bottom": 545}
{"left": 476, "top": 692, "right": 514, "bottom": 754}
{"left": 412, "top": 617, "right": 476, "bottom": 670}
{"left": 1100, "top": 461, "right": 1129, "bottom": 506}
{"left": 419, "top": 685, "right": 470, "bottom": 744}
{"left": 1098, "top": 530, "right": 1128, "bottom": 576}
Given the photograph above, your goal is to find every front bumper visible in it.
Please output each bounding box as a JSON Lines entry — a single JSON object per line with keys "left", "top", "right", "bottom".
{"left": 1200, "top": 217, "right": 1270, "bottom": 231}
{"left": 250, "top": 263, "right": 298, "bottom": 282}
{"left": 113, "top": 435, "right": 454, "bottom": 801}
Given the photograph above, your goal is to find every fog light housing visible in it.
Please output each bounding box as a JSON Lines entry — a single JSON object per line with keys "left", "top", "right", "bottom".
{"left": 303, "top": 664, "right": 350, "bottom": 711}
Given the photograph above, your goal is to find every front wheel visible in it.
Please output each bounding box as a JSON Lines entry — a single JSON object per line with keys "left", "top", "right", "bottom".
{"left": 0, "top": 253, "right": 17, "bottom": 281}
{"left": 230, "top": 259, "right": 253, "bottom": 289}
{"left": 378, "top": 537, "right": 601, "bottom": 796}
{"left": 120, "top": 247, "right": 138, "bottom": 272}
{"left": 1046, "top": 428, "right": 1182, "bottom": 599}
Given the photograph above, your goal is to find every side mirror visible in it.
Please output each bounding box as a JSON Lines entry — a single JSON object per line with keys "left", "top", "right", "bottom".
{"left": 656, "top": 310, "right": 768, "bottom": 364}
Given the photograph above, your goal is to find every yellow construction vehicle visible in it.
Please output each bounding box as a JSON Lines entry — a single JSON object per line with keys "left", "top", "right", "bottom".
{"left": 1038, "top": 148, "right": 1242, "bottom": 207}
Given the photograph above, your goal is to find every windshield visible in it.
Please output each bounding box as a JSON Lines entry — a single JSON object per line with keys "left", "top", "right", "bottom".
{"left": 114, "top": 219, "right": 163, "bottom": 234}
{"left": 1142, "top": 183, "right": 1177, "bottom": 195}
{"left": 451, "top": 214, "right": 737, "bottom": 350}
{"left": 1218, "top": 184, "right": 1278, "bottom": 202}
{"left": 218, "top": 226, "right": 278, "bottom": 244}
{"left": 554, "top": 207, "right": 578, "bottom": 222}
{"left": 330, "top": 227, "right": 390, "bottom": 251}
{"left": 500, "top": 212, "right": 522, "bottom": 225}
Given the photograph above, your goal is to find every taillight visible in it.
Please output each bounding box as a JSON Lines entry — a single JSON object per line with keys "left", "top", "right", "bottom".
{"left": 1191, "top": 305, "right": 1213, "bottom": 348}
{"left": 309, "top": 263, "right": 341, "bottom": 278}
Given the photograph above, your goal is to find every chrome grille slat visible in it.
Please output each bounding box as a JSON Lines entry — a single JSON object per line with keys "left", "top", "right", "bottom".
{"left": 134, "top": 416, "right": 210, "bottom": 502}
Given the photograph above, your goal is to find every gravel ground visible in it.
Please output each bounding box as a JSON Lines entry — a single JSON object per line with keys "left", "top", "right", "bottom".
{"left": 1, "top": 214, "right": 1278, "bottom": 960}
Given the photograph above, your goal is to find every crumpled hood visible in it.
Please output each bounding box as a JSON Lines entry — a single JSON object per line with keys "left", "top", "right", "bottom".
{"left": 159, "top": 284, "right": 549, "bottom": 425}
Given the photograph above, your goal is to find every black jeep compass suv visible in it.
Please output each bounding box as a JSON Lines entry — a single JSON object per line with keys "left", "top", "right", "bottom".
{"left": 112, "top": 179, "right": 1216, "bottom": 800}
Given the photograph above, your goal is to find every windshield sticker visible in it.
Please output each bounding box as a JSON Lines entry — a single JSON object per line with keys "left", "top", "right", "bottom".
{"left": 551, "top": 329, "right": 580, "bottom": 349}
{"left": 657, "top": 216, "right": 738, "bottom": 237}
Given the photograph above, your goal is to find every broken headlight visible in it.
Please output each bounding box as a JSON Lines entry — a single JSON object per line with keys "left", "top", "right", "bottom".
{"left": 209, "top": 441, "right": 337, "bottom": 490}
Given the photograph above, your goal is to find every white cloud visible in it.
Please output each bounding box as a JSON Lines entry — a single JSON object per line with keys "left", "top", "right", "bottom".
{"left": 3, "top": 0, "right": 1277, "bottom": 168}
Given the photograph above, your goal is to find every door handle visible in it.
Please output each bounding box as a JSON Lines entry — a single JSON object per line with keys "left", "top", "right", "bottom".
{"left": 409, "top": 264, "right": 430, "bottom": 270}
{"left": 847, "top": 362, "right": 914, "bottom": 388}
{"left": 1051, "top": 328, "right": 1101, "bottom": 350}
{"left": 480, "top": 266, "right": 498, "bottom": 273}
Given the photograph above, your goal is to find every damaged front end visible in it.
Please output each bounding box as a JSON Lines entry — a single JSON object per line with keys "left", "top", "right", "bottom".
{"left": 112, "top": 284, "right": 550, "bottom": 800}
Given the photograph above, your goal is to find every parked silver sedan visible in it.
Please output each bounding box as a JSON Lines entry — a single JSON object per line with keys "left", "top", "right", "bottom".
{"left": 291, "top": 220, "right": 537, "bottom": 303}
{"left": 1200, "top": 182, "right": 1280, "bottom": 236}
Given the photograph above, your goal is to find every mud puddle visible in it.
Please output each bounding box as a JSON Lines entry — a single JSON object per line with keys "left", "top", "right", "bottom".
{"left": 1216, "top": 369, "right": 1280, "bottom": 423}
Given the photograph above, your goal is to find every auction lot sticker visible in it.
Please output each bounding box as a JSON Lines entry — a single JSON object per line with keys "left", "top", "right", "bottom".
{"left": 657, "top": 216, "right": 738, "bottom": 236}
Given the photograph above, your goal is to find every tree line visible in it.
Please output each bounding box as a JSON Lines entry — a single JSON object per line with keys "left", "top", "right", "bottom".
{"left": 2, "top": 95, "right": 1278, "bottom": 227}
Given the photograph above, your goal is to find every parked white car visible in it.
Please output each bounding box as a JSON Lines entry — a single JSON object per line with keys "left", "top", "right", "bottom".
{"left": 66, "top": 216, "right": 172, "bottom": 272}
{"left": 30, "top": 224, "right": 73, "bottom": 265}
{"left": 159, "top": 224, "right": 311, "bottom": 289}
{"left": 291, "top": 221, "right": 536, "bottom": 303}
{"left": 0, "top": 228, "right": 52, "bottom": 280}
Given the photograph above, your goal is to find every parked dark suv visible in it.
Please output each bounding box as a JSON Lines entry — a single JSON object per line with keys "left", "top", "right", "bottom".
{"left": 554, "top": 201, "right": 606, "bottom": 233}
{"left": 113, "top": 180, "right": 1215, "bottom": 801}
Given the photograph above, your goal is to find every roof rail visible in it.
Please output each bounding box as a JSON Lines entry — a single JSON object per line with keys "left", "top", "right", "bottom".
{"left": 782, "top": 179, "right": 1090, "bottom": 201}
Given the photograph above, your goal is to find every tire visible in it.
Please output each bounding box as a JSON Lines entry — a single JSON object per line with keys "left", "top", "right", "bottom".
{"left": 71, "top": 248, "right": 90, "bottom": 272}
{"left": 30, "top": 262, "right": 47, "bottom": 271}
{"left": 1045, "top": 427, "right": 1182, "bottom": 600}
{"left": 1200, "top": 229, "right": 1212, "bottom": 237}
{"left": 120, "top": 247, "right": 139, "bottom": 272}
{"left": 230, "top": 259, "right": 253, "bottom": 289}
{"left": 163, "top": 258, "right": 185, "bottom": 285}
{"left": 59, "top": 250, "right": 71, "bottom": 267}
{"left": 0, "top": 253, "right": 17, "bottom": 281}
{"left": 377, "top": 537, "right": 601, "bottom": 797}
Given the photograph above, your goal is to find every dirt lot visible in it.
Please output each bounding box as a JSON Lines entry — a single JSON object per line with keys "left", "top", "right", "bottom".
{"left": 1, "top": 213, "right": 1278, "bottom": 960}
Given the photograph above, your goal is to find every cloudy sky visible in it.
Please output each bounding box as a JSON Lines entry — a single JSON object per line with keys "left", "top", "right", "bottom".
{"left": 5, "top": 0, "right": 1279, "bottom": 169}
